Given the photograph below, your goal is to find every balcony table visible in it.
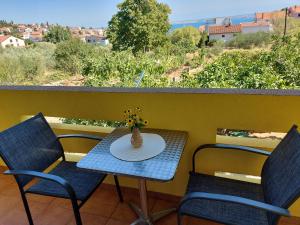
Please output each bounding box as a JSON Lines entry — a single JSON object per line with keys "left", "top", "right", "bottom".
{"left": 77, "top": 128, "right": 188, "bottom": 225}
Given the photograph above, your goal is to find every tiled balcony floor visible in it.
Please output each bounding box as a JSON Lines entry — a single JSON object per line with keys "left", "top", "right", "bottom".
{"left": 0, "top": 167, "right": 299, "bottom": 225}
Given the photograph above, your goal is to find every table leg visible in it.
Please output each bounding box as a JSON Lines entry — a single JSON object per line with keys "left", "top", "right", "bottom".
{"left": 129, "top": 179, "right": 175, "bottom": 225}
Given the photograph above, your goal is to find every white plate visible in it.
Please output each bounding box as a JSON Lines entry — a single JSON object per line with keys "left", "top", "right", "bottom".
{"left": 110, "top": 133, "right": 166, "bottom": 162}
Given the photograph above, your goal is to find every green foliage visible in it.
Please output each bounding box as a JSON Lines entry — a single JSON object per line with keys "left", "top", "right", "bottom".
{"left": 107, "top": 0, "right": 171, "bottom": 53}
{"left": 63, "top": 118, "right": 125, "bottom": 128}
{"left": 82, "top": 49, "right": 177, "bottom": 87}
{"left": 169, "top": 26, "right": 201, "bottom": 51}
{"left": 0, "top": 43, "right": 56, "bottom": 84}
{"left": 225, "top": 32, "right": 272, "bottom": 49}
{"left": 54, "top": 38, "right": 94, "bottom": 74}
{"left": 192, "top": 33, "right": 300, "bottom": 89}
{"left": 44, "top": 25, "right": 72, "bottom": 44}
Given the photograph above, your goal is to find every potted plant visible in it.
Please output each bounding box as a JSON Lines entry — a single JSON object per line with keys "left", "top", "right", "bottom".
{"left": 124, "top": 108, "right": 148, "bottom": 148}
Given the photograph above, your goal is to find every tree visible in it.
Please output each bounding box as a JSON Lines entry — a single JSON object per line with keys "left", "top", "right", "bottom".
{"left": 54, "top": 38, "right": 93, "bottom": 74}
{"left": 44, "top": 25, "right": 71, "bottom": 44}
{"left": 107, "top": 0, "right": 171, "bottom": 53}
{"left": 169, "top": 26, "right": 201, "bottom": 51}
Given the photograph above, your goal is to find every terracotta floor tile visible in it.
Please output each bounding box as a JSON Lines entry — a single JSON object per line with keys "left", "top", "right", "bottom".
{"left": 0, "top": 180, "right": 299, "bottom": 225}
{"left": 110, "top": 202, "right": 138, "bottom": 223}
{"left": 81, "top": 201, "right": 118, "bottom": 218}
{"left": 92, "top": 186, "right": 121, "bottom": 205}
{"left": 26, "top": 193, "right": 55, "bottom": 204}
{"left": 0, "top": 207, "right": 29, "bottom": 225}
{"left": 33, "top": 204, "right": 74, "bottom": 225}
{"left": 0, "top": 196, "right": 21, "bottom": 218}
{"left": 106, "top": 218, "right": 129, "bottom": 225}
{"left": 67, "top": 212, "right": 108, "bottom": 225}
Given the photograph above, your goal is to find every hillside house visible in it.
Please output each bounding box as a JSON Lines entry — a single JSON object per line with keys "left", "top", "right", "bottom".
{"left": 241, "top": 21, "right": 273, "bottom": 33}
{"left": 289, "top": 6, "right": 300, "bottom": 18}
{"left": 208, "top": 24, "right": 241, "bottom": 42}
{"left": 85, "top": 35, "right": 109, "bottom": 46}
{"left": 0, "top": 35, "right": 25, "bottom": 48}
{"left": 255, "top": 10, "right": 285, "bottom": 22}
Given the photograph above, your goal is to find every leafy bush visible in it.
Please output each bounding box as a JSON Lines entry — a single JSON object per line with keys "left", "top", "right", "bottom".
{"left": 82, "top": 46, "right": 184, "bottom": 87}
{"left": 225, "top": 32, "right": 272, "bottom": 49}
{"left": 44, "top": 25, "right": 72, "bottom": 44}
{"left": 191, "top": 33, "right": 300, "bottom": 89}
{"left": 54, "top": 38, "right": 95, "bottom": 75}
{"left": 0, "top": 43, "right": 56, "bottom": 84}
{"left": 169, "top": 26, "right": 201, "bottom": 51}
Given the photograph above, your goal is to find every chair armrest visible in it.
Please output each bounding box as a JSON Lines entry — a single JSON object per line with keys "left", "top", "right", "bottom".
{"left": 178, "top": 192, "right": 290, "bottom": 217}
{"left": 4, "top": 170, "right": 77, "bottom": 200}
{"left": 57, "top": 134, "right": 103, "bottom": 141}
{"left": 193, "top": 144, "right": 271, "bottom": 172}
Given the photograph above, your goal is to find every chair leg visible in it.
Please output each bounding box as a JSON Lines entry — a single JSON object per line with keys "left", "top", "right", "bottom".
{"left": 177, "top": 213, "right": 183, "bottom": 225}
{"left": 20, "top": 191, "right": 34, "bottom": 225}
{"left": 114, "top": 175, "right": 123, "bottom": 202}
{"left": 71, "top": 199, "right": 83, "bottom": 225}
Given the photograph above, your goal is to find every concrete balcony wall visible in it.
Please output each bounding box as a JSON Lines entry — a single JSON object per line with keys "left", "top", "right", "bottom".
{"left": 1, "top": 86, "right": 300, "bottom": 216}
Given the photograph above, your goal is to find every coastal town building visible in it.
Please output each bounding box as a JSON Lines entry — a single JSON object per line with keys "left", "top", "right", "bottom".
{"left": 85, "top": 35, "right": 109, "bottom": 45}
{"left": 0, "top": 35, "right": 25, "bottom": 48}
{"left": 241, "top": 21, "right": 273, "bottom": 33}
{"left": 289, "top": 6, "right": 300, "bottom": 18}
{"left": 255, "top": 10, "right": 285, "bottom": 22}
{"left": 208, "top": 21, "right": 273, "bottom": 42}
{"left": 208, "top": 24, "right": 241, "bottom": 42}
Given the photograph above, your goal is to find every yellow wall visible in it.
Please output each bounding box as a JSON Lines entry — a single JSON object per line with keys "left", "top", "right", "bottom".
{"left": 1, "top": 87, "right": 300, "bottom": 215}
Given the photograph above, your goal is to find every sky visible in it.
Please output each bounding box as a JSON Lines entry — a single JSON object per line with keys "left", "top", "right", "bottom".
{"left": 1, "top": 0, "right": 299, "bottom": 27}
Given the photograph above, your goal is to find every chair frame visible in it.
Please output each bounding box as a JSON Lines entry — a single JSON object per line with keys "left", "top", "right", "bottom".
{"left": 3, "top": 134, "right": 123, "bottom": 225}
{"left": 177, "top": 144, "right": 291, "bottom": 225}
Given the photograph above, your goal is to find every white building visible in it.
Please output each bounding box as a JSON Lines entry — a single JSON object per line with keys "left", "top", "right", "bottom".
{"left": 208, "top": 24, "right": 241, "bottom": 42}
{"left": 85, "top": 35, "right": 109, "bottom": 46}
{"left": 241, "top": 21, "right": 273, "bottom": 34}
{"left": 0, "top": 35, "right": 25, "bottom": 48}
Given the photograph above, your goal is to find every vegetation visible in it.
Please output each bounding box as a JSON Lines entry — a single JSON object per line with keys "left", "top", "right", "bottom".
{"left": 54, "top": 38, "right": 95, "bottom": 75}
{"left": 225, "top": 32, "right": 272, "bottom": 49}
{"left": 169, "top": 26, "right": 201, "bottom": 51}
{"left": 192, "top": 34, "right": 300, "bottom": 89}
{"left": 0, "top": 43, "right": 57, "bottom": 85}
{"left": 107, "top": 0, "right": 171, "bottom": 53}
{"left": 44, "top": 25, "right": 72, "bottom": 44}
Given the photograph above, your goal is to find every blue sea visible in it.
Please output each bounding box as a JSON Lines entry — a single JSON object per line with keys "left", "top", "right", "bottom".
{"left": 171, "top": 14, "right": 256, "bottom": 30}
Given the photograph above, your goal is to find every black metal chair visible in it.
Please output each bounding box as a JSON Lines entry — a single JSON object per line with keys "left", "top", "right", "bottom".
{"left": 178, "top": 125, "right": 300, "bottom": 225}
{"left": 0, "top": 113, "right": 123, "bottom": 225}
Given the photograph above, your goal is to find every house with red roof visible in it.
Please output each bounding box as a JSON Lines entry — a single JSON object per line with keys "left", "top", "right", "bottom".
{"left": 0, "top": 35, "right": 25, "bottom": 48}
{"left": 208, "top": 24, "right": 242, "bottom": 42}
{"left": 289, "top": 6, "right": 300, "bottom": 18}
{"left": 241, "top": 21, "right": 273, "bottom": 34}
{"left": 208, "top": 21, "right": 273, "bottom": 42}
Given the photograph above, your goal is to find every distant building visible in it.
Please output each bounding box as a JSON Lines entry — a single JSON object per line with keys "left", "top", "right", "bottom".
{"left": 241, "top": 21, "right": 273, "bottom": 34}
{"left": 0, "top": 35, "right": 25, "bottom": 48}
{"left": 208, "top": 24, "right": 241, "bottom": 42}
{"left": 255, "top": 10, "right": 285, "bottom": 22}
{"left": 85, "top": 35, "right": 109, "bottom": 46}
{"left": 0, "top": 27, "right": 11, "bottom": 35}
{"left": 215, "top": 17, "right": 232, "bottom": 26}
{"left": 289, "top": 6, "right": 300, "bottom": 18}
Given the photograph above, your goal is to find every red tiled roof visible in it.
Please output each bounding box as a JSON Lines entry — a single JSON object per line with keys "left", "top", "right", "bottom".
{"left": 255, "top": 11, "right": 285, "bottom": 20}
{"left": 208, "top": 24, "right": 241, "bottom": 35}
{"left": 0, "top": 35, "right": 10, "bottom": 43}
{"left": 241, "top": 21, "right": 270, "bottom": 27}
{"left": 289, "top": 5, "right": 300, "bottom": 13}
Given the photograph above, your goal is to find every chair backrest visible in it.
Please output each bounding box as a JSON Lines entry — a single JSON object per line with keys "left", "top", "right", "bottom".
{"left": 0, "top": 113, "right": 64, "bottom": 187}
{"left": 262, "top": 125, "right": 300, "bottom": 225}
